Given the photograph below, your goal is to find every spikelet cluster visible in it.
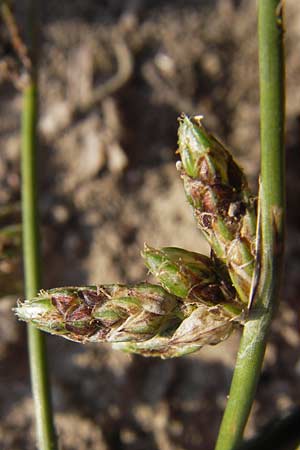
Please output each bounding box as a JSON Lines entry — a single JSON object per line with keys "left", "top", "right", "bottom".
{"left": 15, "top": 115, "right": 255, "bottom": 358}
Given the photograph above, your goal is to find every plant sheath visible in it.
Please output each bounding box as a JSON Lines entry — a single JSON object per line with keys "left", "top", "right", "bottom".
{"left": 21, "top": 1, "right": 57, "bottom": 449}
{"left": 215, "top": 1, "right": 285, "bottom": 449}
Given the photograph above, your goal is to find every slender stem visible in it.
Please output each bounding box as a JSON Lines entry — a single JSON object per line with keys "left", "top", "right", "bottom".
{"left": 215, "top": 1, "right": 285, "bottom": 449}
{"left": 22, "top": 84, "right": 57, "bottom": 450}
{"left": 21, "top": 2, "right": 57, "bottom": 449}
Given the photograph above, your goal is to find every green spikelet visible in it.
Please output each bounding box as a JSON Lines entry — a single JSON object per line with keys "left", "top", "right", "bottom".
{"left": 14, "top": 283, "right": 241, "bottom": 358}
{"left": 142, "top": 244, "right": 244, "bottom": 315}
{"left": 177, "top": 115, "right": 257, "bottom": 304}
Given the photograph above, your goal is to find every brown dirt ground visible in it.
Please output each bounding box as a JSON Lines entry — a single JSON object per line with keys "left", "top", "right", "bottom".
{"left": 1, "top": 1, "right": 300, "bottom": 449}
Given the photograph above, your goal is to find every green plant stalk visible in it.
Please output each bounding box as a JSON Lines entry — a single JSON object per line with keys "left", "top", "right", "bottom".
{"left": 215, "top": 1, "right": 285, "bottom": 449}
{"left": 21, "top": 2, "right": 57, "bottom": 447}
{"left": 22, "top": 80, "right": 57, "bottom": 450}
{"left": 22, "top": 82, "right": 57, "bottom": 450}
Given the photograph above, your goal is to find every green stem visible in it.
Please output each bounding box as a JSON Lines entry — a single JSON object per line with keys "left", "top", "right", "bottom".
{"left": 214, "top": 1, "right": 285, "bottom": 449}
{"left": 21, "top": 2, "right": 57, "bottom": 449}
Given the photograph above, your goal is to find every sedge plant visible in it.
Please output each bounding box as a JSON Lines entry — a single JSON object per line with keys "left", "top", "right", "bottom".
{"left": 14, "top": 0, "right": 286, "bottom": 447}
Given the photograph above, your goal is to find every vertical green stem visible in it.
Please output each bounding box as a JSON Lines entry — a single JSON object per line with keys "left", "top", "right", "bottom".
{"left": 21, "top": 2, "right": 57, "bottom": 449}
{"left": 214, "top": 1, "right": 285, "bottom": 449}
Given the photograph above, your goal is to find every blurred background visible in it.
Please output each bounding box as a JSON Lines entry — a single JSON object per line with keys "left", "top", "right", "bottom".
{"left": 1, "top": 0, "right": 300, "bottom": 448}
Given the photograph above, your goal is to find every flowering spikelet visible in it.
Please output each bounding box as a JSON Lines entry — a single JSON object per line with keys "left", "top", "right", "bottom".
{"left": 14, "top": 283, "right": 239, "bottom": 358}
{"left": 142, "top": 244, "right": 243, "bottom": 315}
{"left": 177, "top": 115, "right": 257, "bottom": 303}
{"left": 13, "top": 116, "right": 257, "bottom": 358}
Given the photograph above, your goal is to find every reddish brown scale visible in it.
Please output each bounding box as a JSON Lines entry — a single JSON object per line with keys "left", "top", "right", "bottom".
{"left": 80, "top": 289, "right": 106, "bottom": 308}
{"left": 51, "top": 294, "right": 76, "bottom": 316}
{"left": 65, "top": 303, "right": 91, "bottom": 323}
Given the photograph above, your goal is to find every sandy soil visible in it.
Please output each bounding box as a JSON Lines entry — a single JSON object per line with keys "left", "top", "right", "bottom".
{"left": 1, "top": 1, "right": 300, "bottom": 449}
